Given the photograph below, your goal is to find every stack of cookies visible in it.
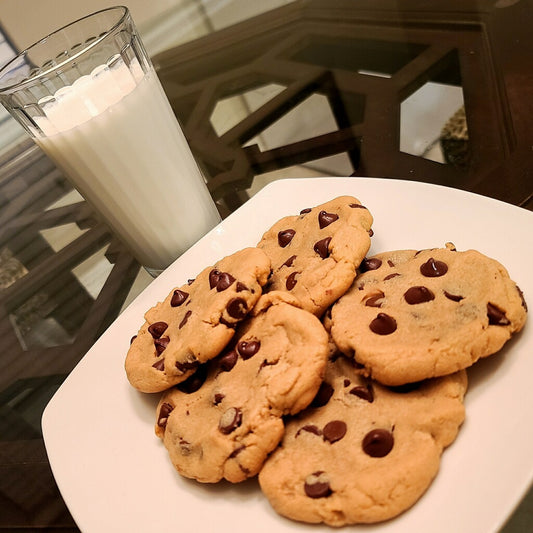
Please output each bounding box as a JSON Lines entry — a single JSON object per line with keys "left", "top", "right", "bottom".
{"left": 125, "top": 196, "right": 527, "bottom": 527}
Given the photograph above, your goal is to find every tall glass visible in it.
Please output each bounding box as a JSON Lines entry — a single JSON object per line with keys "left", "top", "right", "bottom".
{"left": 0, "top": 6, "right": 221, "bottom": 276}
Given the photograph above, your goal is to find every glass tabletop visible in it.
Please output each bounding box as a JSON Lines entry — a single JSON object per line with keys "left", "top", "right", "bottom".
{"left": 0, "top": 0, "right": 531, "bottom": 530}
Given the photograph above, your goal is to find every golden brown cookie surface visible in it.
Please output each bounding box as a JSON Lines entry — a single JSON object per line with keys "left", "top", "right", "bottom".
{"left": 155, "top": 294, "right": 329, "bottom": 483}
{"left": 257, "top": 196, "right": 373, "bottom": 316}
{"left": 258, "top": 356, "right": 467, "bottom": 526}
{"left": 330, "top": 244, "right": 528, "bottom": 385}
{"left": 125, "top": 247, "right": 271, "bottom": 392}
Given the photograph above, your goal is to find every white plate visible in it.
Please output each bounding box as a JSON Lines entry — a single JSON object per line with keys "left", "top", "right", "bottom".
{"left": 42, "top": 177, "right": 533, "bottom": 533}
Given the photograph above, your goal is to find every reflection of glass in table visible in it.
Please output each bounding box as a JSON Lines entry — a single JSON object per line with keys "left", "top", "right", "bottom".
{"left": 0, "top": 0, "right": 532, "bottom": 530}
{"left": 156, "top": 0, "right": 532, "bottom": 213}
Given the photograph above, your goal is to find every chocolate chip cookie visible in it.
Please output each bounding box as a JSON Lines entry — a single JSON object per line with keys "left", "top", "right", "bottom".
{"left": 257, "top": 196, "right": 373, "bottom": 316}
{"left": 125, "top": 247, "right": 271, "bottom": 393}
{"left": 258, "top": 355, "right": 467, "bottom": 526}
{"left": 155, "top": 294, "right": 329, "bottom": 483}
{"left": 331, "top": 244, "right": 528, "bottom": 386}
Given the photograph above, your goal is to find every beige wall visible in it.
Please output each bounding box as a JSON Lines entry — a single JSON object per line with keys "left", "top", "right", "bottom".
{"left": 0, "top": 0, "right": 185, "bottom": 50}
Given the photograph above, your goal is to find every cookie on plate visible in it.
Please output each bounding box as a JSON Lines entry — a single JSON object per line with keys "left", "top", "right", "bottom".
{"left": 125, "top": 247, "right": 271, "bottom": 393}
{"left": 155, "top": 293, "right": 329, "bottom": 483}
{"left": 330, "top": 244, "right": 528, "bottom": 386}
{"left": 257, "top": 196, "right": 373, "bottom": 316}
{"left": 258, "top": 355, "right": 467, "bottom": 526}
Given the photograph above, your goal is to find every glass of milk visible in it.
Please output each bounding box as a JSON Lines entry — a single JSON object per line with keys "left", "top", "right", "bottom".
{"left": 0, "top": 6, "right": 221, "bottom": 276}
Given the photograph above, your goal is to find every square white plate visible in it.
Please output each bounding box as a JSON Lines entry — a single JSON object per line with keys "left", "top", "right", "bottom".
{"left": 42, "top": 177, "right": 533, "bottom": 533}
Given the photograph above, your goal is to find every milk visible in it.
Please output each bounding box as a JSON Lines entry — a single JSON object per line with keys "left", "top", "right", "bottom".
{"left": 35, "top": 57, "right": 220, "bottom": 272}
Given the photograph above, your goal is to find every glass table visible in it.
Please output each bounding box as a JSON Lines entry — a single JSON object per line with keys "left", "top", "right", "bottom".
{"left": 0, "top": 0, "right": 531, "bottom": 530}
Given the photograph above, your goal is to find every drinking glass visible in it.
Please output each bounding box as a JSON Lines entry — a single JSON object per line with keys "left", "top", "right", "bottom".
{"left": 0, "top": 6, "right": 221, "bottom": 276}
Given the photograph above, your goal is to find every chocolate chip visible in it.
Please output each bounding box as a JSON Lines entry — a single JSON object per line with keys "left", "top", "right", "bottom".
{"left": 314, "top": 237, "right": 332, "bottom": 259}
{"left": 281, "top": 255, "right": 297, "bottom": 268}
{"left": 304, "top": 471, "right": 332, "bottom": 498}
{"left": 344, "top": 379, "right": 351, "bottom": 387}
{"left": 207, "top": 269, "right": 234, "bottom": 291}
{"left": 216, "top": 272, "right": 235, "bottom": 292}
{"left": 219, "top": 407, "right": 242, "bottom": 434}
{"left": 318, "top": 210, "right": 339, "bottom": 229}
{"left": 323, "top": 420, "right": 347, "bottom": 443}
{"left": 148, "top": 321, "right": 168, "bottom": 339}
{"left": 404, "top": 286, "right": 435, "bottom": 304}
{"left": 387, "top": 260, "right": 395, "bottom": 267}
{"left": 219, "top": 350, "right": 238, "bottom": 371}
{"left": 311, "top": 382, "right": 334, "bottom": 407}
{"left": 300, "top": 208, "right": 312, "bottom": 215}
{"left": 237, "top": 340, "right": 261, "bottom": 360}
{"left": 296, "top": 424, "right": 322, "bottom": 437}
{"left": 444, "top": 290, "right": 464, "bottom": 302}
{"left": 286, "top": 272, "right": 298, "bottom": 290}
{"left": 349, "top": 203, "right": 367, "bottom": 209}
{"left": 175, "top": 357, "right": 198, "bottom": 373}
{"left": 362, "top": 428, "right": 394, "bottom": 457}
{"left": 420, "top": 257, "right": 448, "bottom": 277}
{"left": 152, "top": 359, "right": 165, "bottom": 371}
{"left": 157, "top": 402, "right": 174, "bottom": 428}
{"left": 278, "top": 229, "right": 296, "bottom": 247}
{"left": 364, "top": 290, "right": 384, "bottom": 308}
{"left": 171, "top": 289, "right": 189, "bottom": 307}
{"left": 360, "top": 257, "right": 382, "bottom": 272}
{"left": 213, "top": 392, "right": 225, "bottom": 405}
{"left": 154, "top": 336, "right": 170, "bottom": 355}
{"left": 177, "top": 364, "right": 207, "bottom": 393}
{"left": 487, "top": 302, "right": 510, "bottom": 325}
{"left": 179, "top": 310, "right": 192, "bottom": 329}
{"left": 236, "top": 282, "right": 248, "bottom": 292}
{"left": 369, "top": 313, "right": 397, "bottom": 335}
{"left": 209, "top": 269, "right": 221, "bottom": 289}
{"left": 226, "top": 297, "right": 248, "bottom": 319}
{"left": 349, "top": 383, "right": 374, "bottom": 402}
{"left": 384, "top": 273, "right": 400, "bottom": 280}
{"left": 130, "top": 335, "right": 137, "bottom": 344}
